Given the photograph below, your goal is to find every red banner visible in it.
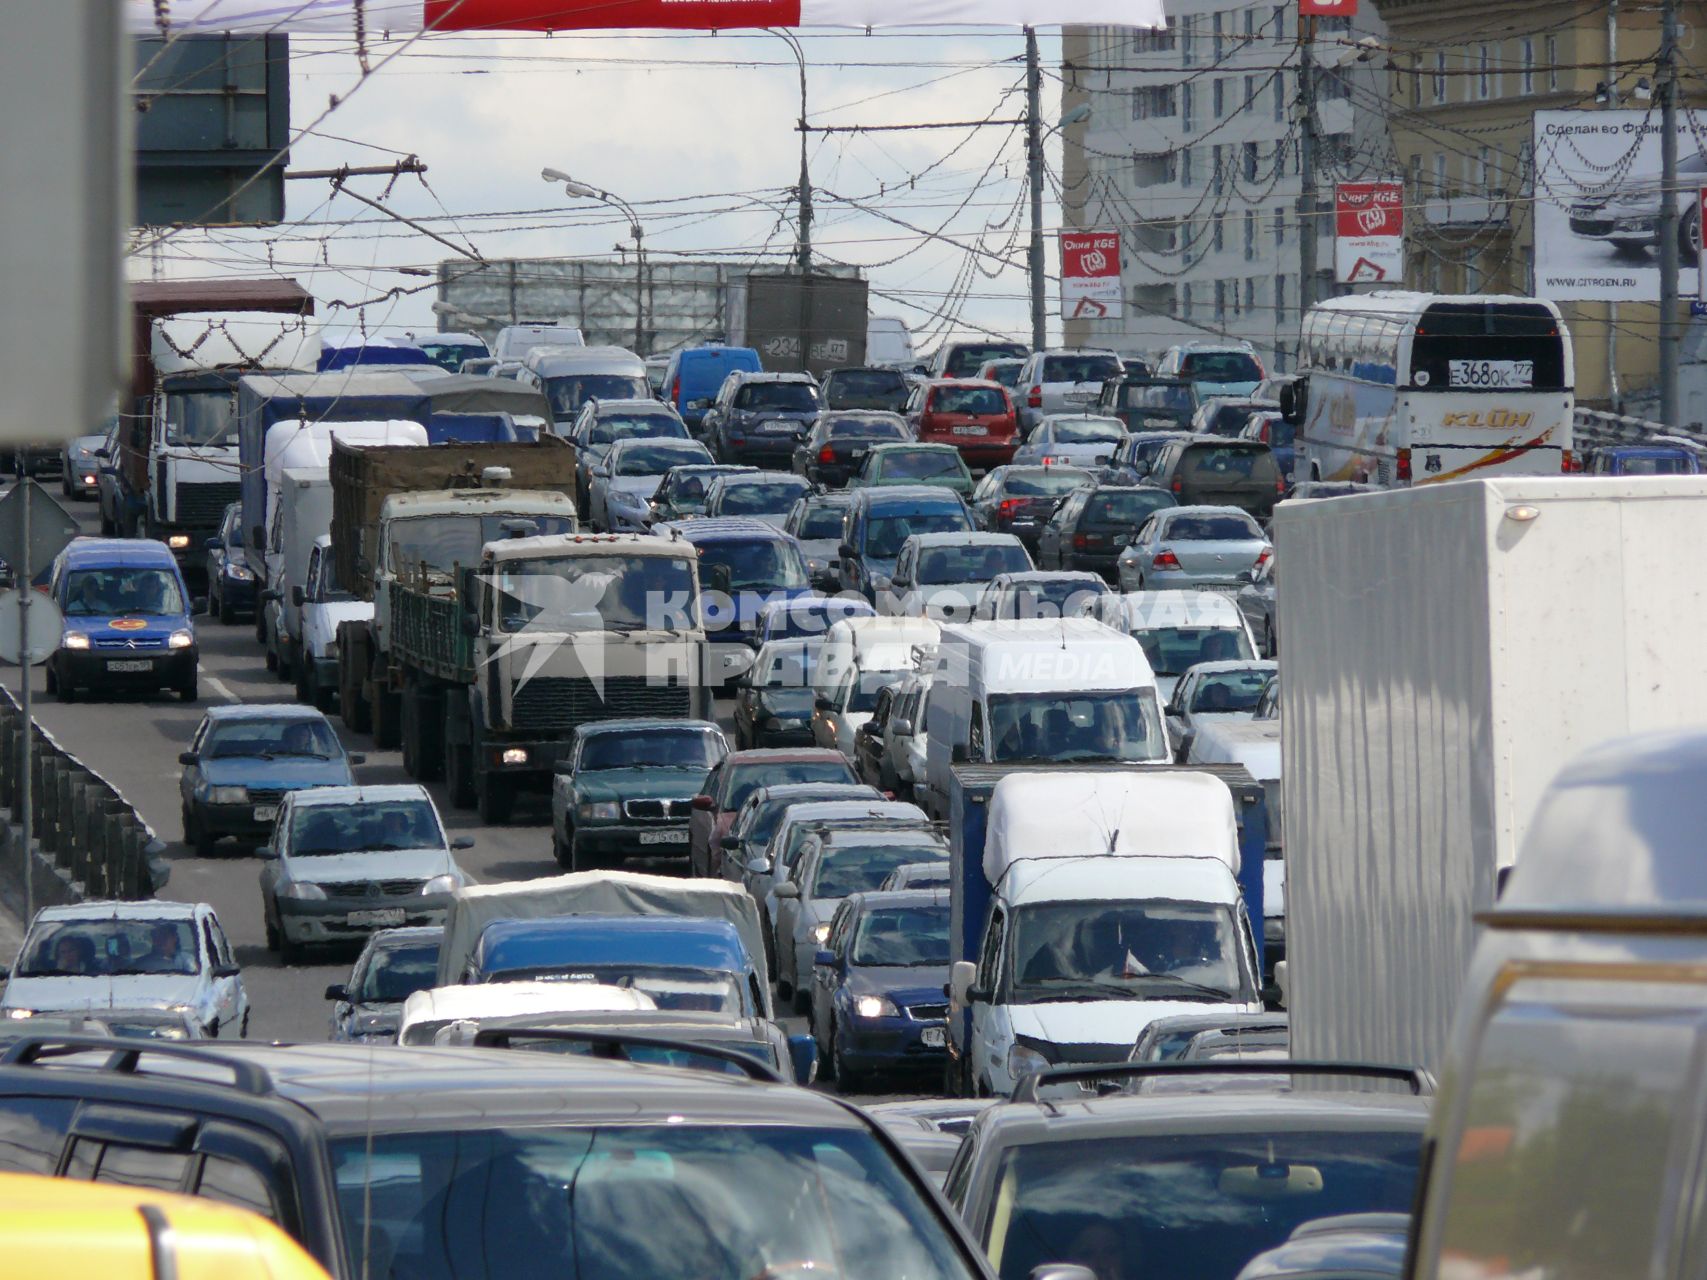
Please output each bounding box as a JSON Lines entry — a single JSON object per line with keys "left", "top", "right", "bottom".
{"left": 1299, "top": 0, "right": 1357, "bottom": 15}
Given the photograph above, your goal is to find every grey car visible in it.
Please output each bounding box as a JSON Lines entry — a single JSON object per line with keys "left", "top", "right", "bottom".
{"left": 1118, "top": 505, "right": 1272, "bottom": 592}
{"left": 1010, "top": 415, "right": 1129, "bottom": 469}
{"left": 60, "top": 432, "right": 108, "bottom": 500}
{"left": 586, "top": 436, "right": 713, "bottom": 532}
{"left": 783, "top": 491, "right": 854, "bottom": 589}
{"left": 325, "top": 924, "right": 443, "bottom": 1043}
{"left": 704, "top": 471, "right": 813, "bottom": 531}
{"left": 1234, "top": 553, "right": 1278, "bottom": 656}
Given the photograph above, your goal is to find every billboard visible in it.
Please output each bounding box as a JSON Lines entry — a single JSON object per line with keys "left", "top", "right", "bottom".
{"left": 1533, "top": 110, "right": 1702, "bottom": 301}
{"left": 1061, "top": 230, "right": 1124, "bottom": 320}
{"left": 1334, "top": 181, "right": 1404, "bottom": 283}
{"left": 1299, "top": 0, "right": 1357, "bottom": 14}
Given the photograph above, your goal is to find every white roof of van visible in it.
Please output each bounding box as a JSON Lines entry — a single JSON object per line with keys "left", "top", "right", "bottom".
{"left": 1106, "top": 590, "right": 1247, "bottom": 629}
{"left": 153, "top": 312, "right": 322, "bottom": 375}
{"left": 937, "top": 619, "right": 1154, "bottom": 694}
{"left": 1002, "top": 853, "right": 1240, "bottom": 908}
{"left": 263, "top": 419, "right": 427, "bottom": 479}
{"left": 1188, "top": 719, "right": 1280, "bottom": 781}
{"left": 399, "top": 980, "right": 654, "bottom": 1039}
{"left": 984, "top": 771, "right": 1239, "bottom": 882}
{"left": 828, "top": 616, "right": 941, "bottom": 654}
{"left": 903, "top": 531, "right": 1025, "bottom": 550}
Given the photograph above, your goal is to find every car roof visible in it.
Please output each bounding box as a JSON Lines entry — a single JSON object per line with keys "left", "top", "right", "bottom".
{"left": 365, "top": 925, "right": 444, "bottom": 950}
{"left": 844, "top": 889, "right": 949, "bottom": 911}
{"left": 871, "top": 441, "right": 960, "bottom": 454}
{"left": 732, "top": 370, "right": 817, "bottom": 384}
{"left": 905, "top": 531, "right": 1023, "bottom": 548}
{"left": 857, "top": 484, "right": 967, "bottom": 507}
{"left": 724, "top": 747, "right": 847, "bottom": 764}
{"left": 288, "top": 783, "right": 434, "bottom": 809}
{"left": 925, "top": 378, "right": 1004, "bottom": 389}
{"left": 475, "top": 913, "right": 745, "bottom": 953}
{"left": 574, "top": 717, "right": 721, "bottom": 739}
{"left": 711, "top": 472, "right": 809, "bottom": 487}
{"left": 200, "top": 702, "right": 331, "bottom": 723}
{"left": 59, "top": 538, "right": 181, "bottom": 569}
{"left": 795, "top": 491, "right": 855, "bottom": 508}
{"left": 669, "top": 516, "right": 797, "bottom": 543}
{"left": 996, "top": 570, "right": 1104, "bottom": 585}
{"left": 35, "top": 900, "right": 202, "bottom": 923}
{"left": 1184, "top": 659, "right": 1279, "bottom": 677}
{"left": 1108, "top": 590, "right": 1248, "bottom": 625}
{"left": 1159, "top": 505, "right": 1263, "bottom": 521}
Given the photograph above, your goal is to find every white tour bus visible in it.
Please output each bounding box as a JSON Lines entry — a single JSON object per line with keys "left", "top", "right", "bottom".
{"left": 1288, "top": 292, "right": 1575, "bottom": 487}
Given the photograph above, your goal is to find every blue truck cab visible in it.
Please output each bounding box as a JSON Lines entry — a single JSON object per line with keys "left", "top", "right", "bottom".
{"left": 662, "top": 344, "right": 764, "bottom": 434}
{"left": 464, "top": 915, "right": 769, "bottom": 1018}
{"left": 665, "top": 517, "right": 816, "bottom": 686}
{"left": 46, "top": 537, "right": 199, "bottom": 703}
{"left": 1586, "top": 443, "right": 1702, "bottom": 476}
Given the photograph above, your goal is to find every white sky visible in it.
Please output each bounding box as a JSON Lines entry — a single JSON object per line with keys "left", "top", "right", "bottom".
{"left": 138, "top": 29, "right": 1075, "bottom": 353}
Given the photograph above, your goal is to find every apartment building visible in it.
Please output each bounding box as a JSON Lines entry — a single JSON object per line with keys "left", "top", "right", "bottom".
{"left": 1060, "top": 2, "right": 1390, "bottom": 372}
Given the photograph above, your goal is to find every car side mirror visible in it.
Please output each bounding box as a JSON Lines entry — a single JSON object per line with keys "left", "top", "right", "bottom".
{"left": 950, "top": 741, "right": 970, "bottom": 764}
{"left": 814, "top": 696, "right": 834, "bottom": 712}
{"left": 949, "top": 959, "right": 979, "bottom": 1006}
{"left": 205, "top": 537, "right": 221, "bottom": 552}
{"left": 692, "top": 794, "right": 715, "bottom": 811}
{"left": 290, "top": 585, "right": 305, "bottom": 608}
{"left": 787, "top": 1033, "right": 819, "bottom": 1085}
{"left": 212, "top": 963, "right": 241, "bottom": 980}
{"left": 775, "top": 882, "right": 800, "bottom": 899}
{"left": 460, "top": 612, "right": 480, "bottom": 637}
{"left": 451, "top": 836, "right": 475, "bottom": 851}
{"left": 178, "top": 751, "right": 197, "bottom": 766}
{"left": 746, "top": 857, "right": 771, "bottom": 875}
{"left": 348, "top": 753, "right": 366, "bottom": 766}
{"left": 891, "top": 718, "right": 913, "bottom": 737}
{"left": 838, "top": 543, "right": 855, "bottom": 559}
{"left": 256, "top": 845, "right": 277, "bottom": 860}
{"left": 814, "top": 949, "right": 836, "bottom": 967}
{"left": 324, "top": 983, "right": 349, "bottom": 1002}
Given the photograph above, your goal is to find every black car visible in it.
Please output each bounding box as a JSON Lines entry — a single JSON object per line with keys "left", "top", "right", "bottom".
{"left": 793, "top": 411, "right": 911, "bottom": 487}
{"left": 1149, "top": 437, "right": 1286, "bottom": 521}
{"left": 326, "top": 924, "right": 443, "bottom": 1043}
{"left": 1104, "top": 430, "right": 1193, "bottom": 484}
{"left": 967, "top": 465, "right": 1096, "bottom": 547}
{"left": 704, "top": 371, "right": 824, "bottom": 467}
{"left": 821, "top": 367, "right": 911, "bottom": 413}
{"left": 204, "top": 501, "right": 257, "bottom": 624}
{"left": 0, "top": 1032, "right": 997, "bottom": 1280}
{"left": 1036, "top": 483, "right": 1179, "bottom": 578}
{"left": 734, "top": 637, "right": 820, "bottom": 749}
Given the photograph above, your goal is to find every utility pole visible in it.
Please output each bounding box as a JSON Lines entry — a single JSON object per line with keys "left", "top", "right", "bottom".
{"left": 1658, "top": 0, "right": 1681, "bottom": 426}
{"left": 1297, "top": 13, "right": 1320, "bottom": 316}
{"left": 1026, "top": 26, "right": 1047, "bottom": 352}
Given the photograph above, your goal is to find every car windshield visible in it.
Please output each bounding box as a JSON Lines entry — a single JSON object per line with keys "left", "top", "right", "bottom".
{"left": 579, "top": 731, "right": 722, "bottom": 771}
{"left": 494, "top": 966, "right": 744, "bottom": 1016}
{"left": 932, "top": 386, "right": 1006, "bottom": 415}
{"left": 1180, "top": 351, "right": 1263, "bottom": 382}
{"left": 163, "top": 388, "right": 238, "bottom": 446}
{"left": 947, "top": 344, "right": 1026, "bottom": 376}
{"left": 985, "top": 1128, "right": 1419, "bottom": 1280}
{"left": 1048, "top": 418, "right": 1126, "bottom": 443}
{"left": 1134, "top": 626, "right": 1254, "bottom": 675}
{"left": 389, "top": 514, "right": 576, "bottom": 575}
{"left": 496, "top": 555, "right": 697, "bottom": 634}
{"left": 1011, "top": 900, "right": 1251, "bottom": 1003}
{"left": 1043, "top": 355, "right": 1123, "bottom": 383}
{"left": 203, "top": 718, "right": 342, "bottom": 759}
{"left": 883, "top": 451, "right": 965, "bottom": 481}
{"left": 916, "top": 543, "right": 1031, "bottom": 584}
{"left": 330, "top": 1123, "right": 975, "bottom": 1280}
{"left": 756, "top": 643, "right": 819, "bottom": 687}
{"left": 358, "top": 941, "right": 442, "bottom": 1003}
{"left": 63, "top": 568, "right": 184, "bottom": 617}
{"left": 1622, "top": 453, "right": 1694, "bottom": 474}
{"left": 696, "top": 539, "right": 809, "bottom": 593}
{"left": 1001, "top": 469, "right": 1092, "bottom": 497}
{"left": 841, "top": 670, "right": 902, "bottom": 714}
{"left": 1205, "top": 404, "right": 1265, "bottom": 437}
{"left": 662, "top": 470, "right": 734, "bottom": 514}
{"left": 828, "top": 416, "right": 906, "bottom": 440}
{"left": 314, "top": 553, "right": 355, "bottom": 603}
{"left": 996, "top": 579, "right": 1107, "bottom": 618}
{"left": 16, "top": 918, "right": 198, "bottom": 978}
{"left": 814, "top": 840, "right": 946, "bottom": 898}
{"left": 796, "top": 503, "right": 848, "bottom": 540}
{"left": 851, "top": 904, "right": 950, "bottom": 966}
{"left": 545, "top": 376, "right": 650, "bottom": 418}
{"left": 1179, "top": 447, "right": 1274, "bottom": 482}
{"left": 865, "top": 511, "right": 971, "bottom": 559}
{"left": 1086, "top": 490, "right": 1174, "bottom": 526}
{"left": 737, "top": 382, "right": 820, "bottom": 412}
{"left": 987, "top": 690, "right": 1168, "bottom": 764}
{"left": 827, "top": 370, "right": 907, "bottom": 400}
{"left": 715, "top": 479, "right": 809, "bottom": 516}
{"left": 588, "top": 412, "right": 687, "bottom": 447}
{"left": 982, "top": 362, "right": 1024, "bottom": 388}
{"left": 291, "top": 799, "right": 443, "bottom": 855}
{"left": 1164, "top": 514, "right": 1262, "bottom": 540}
{"left": 1190, "top": 670, "right": 1273, "bottom": 713}
{"left": 725, "top": 759, "right": 853, "bottom": 809}
{"left": 617, "top": 442, "right": 708, "bottom": 476}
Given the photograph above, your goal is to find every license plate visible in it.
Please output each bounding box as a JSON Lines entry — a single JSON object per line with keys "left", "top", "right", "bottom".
{"left": 952, "top": 425, "right": 986, "bottom": 436}
{"left": 105, "top": 659, "right": 152, "bottom": 672}
{"left": 762, "top": 422, "right": 796, "bottom": 434}
{"left": 1064, "top": 389, "right": 1096, "bottom": 403}
{"left": 847, "top": 446, "right": 867, "bottom": 457}
{"left": 921, "top": 1026, "right": 947, "bottom": 1048}
{"left": 252, "top": 805, "right": 277, "bottom": 822}
{"left": 638, "top": 829, "right": 689, "bottom": 846}
{"left": 1447, "top": 358, "right": 1533, "bottom": 389}
{"left": 348, "top": 909, "right": 406, "bottom": 927}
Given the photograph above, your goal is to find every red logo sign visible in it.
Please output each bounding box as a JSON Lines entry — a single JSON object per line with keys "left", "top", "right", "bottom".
{"left": 1335, "top": 182, "right": 1403, "bottom": 238}
{"left": 109, "top": 618, "right": 146, "bottom": 632}
{"left": 1299, "top": 0, "right": 1357, "bottom": 14}
{"left": 1061, "top": 232, "right": 1121, "bottom": 281}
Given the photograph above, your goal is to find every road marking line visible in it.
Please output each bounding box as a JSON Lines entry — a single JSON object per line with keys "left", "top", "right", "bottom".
{"left": 206, "top": 676, "right": 240, "bottom": 704}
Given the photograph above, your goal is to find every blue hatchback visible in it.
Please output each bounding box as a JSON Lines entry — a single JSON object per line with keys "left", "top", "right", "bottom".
{"left": 178, "top": 703, "right": 362, "bottom": 856}
{"left": 47, "top": 538, "right": 198, "bottom": 703}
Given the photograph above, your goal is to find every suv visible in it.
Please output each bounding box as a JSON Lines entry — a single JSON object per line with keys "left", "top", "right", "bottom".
{"left": 1099, "top": 375, "right": 1198, "bottom": 433}
{"left": 904, "top": 380, "right": 1020, "bottom": 472}
{"left": 703, "top": 371, "right": 824, "bottom": 466}
{"left": 0, "top": 1034, "right": 994, "bottom": 1280}
{"left": 1155, "top": 342, "right": 1266, "bottom": 399}
{"left": 1014, "top": 349, "right": 1124, "bottom": 432}
{"left": 1149, "top": 437, "right": 1285, "bottom": 520}
{"left": 837, "top": 485, "right": 975, "bottom": 601}
{"left": 1037, "top": 484, "right": 1178, "bottom": 578}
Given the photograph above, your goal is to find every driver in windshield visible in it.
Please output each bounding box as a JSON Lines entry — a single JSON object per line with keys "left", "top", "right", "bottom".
{"left": 378, "top": 809, "right": 421, "bottom": 849}
{"left": 280, "top": 722, "right": 323, "bottom": 756}
{"left": 75, "top": 576, "right": 109, "bottom": 616}
{"left": 1201, "top": 631, "right": 1241, "bottom": 663}
{"left": 50, "top": 933, "right": 96, "bottom": 976}
{"left": 981, "top": 547, "right": 1009, "bottom": 579}
{"left": 137, "top": 923, "right": 194, "bottom": 975}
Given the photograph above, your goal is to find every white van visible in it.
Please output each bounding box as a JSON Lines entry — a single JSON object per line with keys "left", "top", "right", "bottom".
{"left": 812, "top": 617, "right": 940, "bottom": 762}
{"left": 520, "top": 346, "right": 649, "bottom": 425}
{"left": 264, "top": 467, "right": 332, "bottom": 682}
{"left": 493, "top": 323, "right": 585, "bottom": 361}
{"left": 948, "top": 771, "right": 1261, "bottom": 1096}
{"left": 298, "top": 533, "right": 371, "bottom": 712}
{"left": 1409, "top": 729, "right": 1707, "bottom": 1280}
{"left": 1087, "top": 590, "right": 1257, "bottom": 701}
{"left": 920, "top": 618, "right": 1167, "bottom": 819}
{"left": 867, "top": 316, "right": 916, "bottom": 368}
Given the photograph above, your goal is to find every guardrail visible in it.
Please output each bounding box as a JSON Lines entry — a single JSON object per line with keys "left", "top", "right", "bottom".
{"left": 1574, "top": 408, "right": 1707, "bottom": 450}
{"left": 0, "top": 685, "right": 168, "bottom": 903}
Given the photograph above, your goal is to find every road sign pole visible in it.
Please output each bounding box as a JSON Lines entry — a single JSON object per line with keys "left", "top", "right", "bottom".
{"left": 17, "top": 472, "right": 30, "bottom": 923}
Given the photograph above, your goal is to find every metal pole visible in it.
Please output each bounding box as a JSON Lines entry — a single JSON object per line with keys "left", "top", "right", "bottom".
{"left": 1026, "top": 26, "right": 1047, "bottom": 352}
{"left": 1606, "top": 0, "right": 1621, "bottom": 411}
{"left": 634, "top": 224, "right": 647, "bottom": 355}
{"left": 1298, "top": 13, "right": 1320, "bottom": 315}
{"left": 17, "top": 475, "right": 31, "bottom": 923}
{"left": 1658, "top": 0, "right": 1681, "bottom": 426}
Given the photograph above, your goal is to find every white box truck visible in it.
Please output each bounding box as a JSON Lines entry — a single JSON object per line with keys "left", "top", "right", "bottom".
{"left": 1278, "top": 476, "right": 1707, "bottom": 1073}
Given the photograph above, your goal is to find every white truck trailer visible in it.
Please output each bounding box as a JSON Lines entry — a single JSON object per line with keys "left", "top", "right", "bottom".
{"left": 1278, "top": 475, "right": 1707, "bottom": 1073}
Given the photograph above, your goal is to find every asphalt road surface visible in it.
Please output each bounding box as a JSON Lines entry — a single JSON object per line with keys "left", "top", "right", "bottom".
{"left": 17, "top": 494, "right": 919, "bottom": 1102}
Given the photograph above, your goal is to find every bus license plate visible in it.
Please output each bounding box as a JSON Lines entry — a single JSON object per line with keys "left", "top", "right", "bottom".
{"left": 922, "top": 1027, "right": 947, "bottom": 1047}
{"left": 106, "top": 659, "right": 152, "bottom": 673}
{"left": 1447, "top": 359, "right": 1533, "bottom": 389}
{"left": 639, "top": 829, "right": 688, "bottom": 846}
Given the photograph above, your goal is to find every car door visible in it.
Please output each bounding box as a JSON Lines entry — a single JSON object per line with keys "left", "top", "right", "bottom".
{"left": 775, "top": 843, "right": 815, "bottom": 985}
{"left": 856, "top": 686, "right": 892, "bottom": 786}
{"left": 970, "top": 906, "right": 1007, "bottom": 1093}
{"left": 813, "top": 900, "right": 855, "bottom": 1042}
{"left": 197, "top": 912, "right": 237, "bottom": 1034}
{"left": 1164, "top": 672, "right": 1196, "bottom": 752}
{"left": 180, "top": 715, "right": 210, "bottom": 811}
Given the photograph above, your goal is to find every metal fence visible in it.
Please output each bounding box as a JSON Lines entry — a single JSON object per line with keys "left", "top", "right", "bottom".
{"left": 0, "top": 686, "right": 168, "bottom": 902}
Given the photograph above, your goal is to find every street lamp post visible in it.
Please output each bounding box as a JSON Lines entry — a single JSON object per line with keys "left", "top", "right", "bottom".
{"left": 541, "top": 168, "right": 648, "bottom": 354}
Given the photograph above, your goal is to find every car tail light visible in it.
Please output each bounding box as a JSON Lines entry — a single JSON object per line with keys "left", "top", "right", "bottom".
{"left": 1254, "top": 547, "right": 1272, "bottom": 569}
{"left": 820, "top": 446, "right": 836, "bottom": 463}
{"left": 1028, "top": 386, "right": 1042, "bottom": 409}
{"left": 1073, "top": 533, "right": 1105, "bottom": 550}
{"left": 672, "top": 376, "right": 681, "bottom": 404}
{"left": 1562, "top": 449, "right": 1580, "bottom": 473}
{"left": 1171, "top": 479, "right": 1184, "bottom": 494}
{"left": 1258, "top": 421, "right": 1271, "bottom": 443}
{"left": 998, "top": 498, "right": 1023, "bottom": 516}
{"left": 1396, "top": 448, "right": 1412, "bottom": 483}
{"left": 1275, "top": 475, "right": 1286, "bottom": 495}
{"left": 1153, "top": 550, "right": 1181, "bottom": 569}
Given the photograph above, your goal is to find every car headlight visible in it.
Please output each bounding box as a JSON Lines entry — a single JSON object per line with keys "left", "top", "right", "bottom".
{"left": 168, "top": 629, "right": 194, "bottom": 650}
{"left": 812, "top": 922, "right": 831, "bottom": 944}
{"left": 853, "top": 995, "right": 898, "bottom": 1019}
{"left": 1008, "top": 1042, "right": 1051, "bottom": 1078}
{"left": 611, "top": 489, "right": 646, "bottom": 509}
{"left": 420, "top": 874, "right": 460, "bottom": 895}
{"left": 4, "top": 1008, "right": 36, "bottom": 1020}
{"left": 62, "top": 632, "right": 90, "bottom": 650}
{"left": 578, "top": 801, "right": 620, "bottom": 820}
{"left": 279, "top": 881, "right": 327, "bottom": 900}
{"left": 205, "top": 786, "right": 248, "bottom": 805}
{"left": 167, "top": 534, "right": 191, "bottom": 550}
{"left": 228, "top": 563, "right": 255, "bottom": 581}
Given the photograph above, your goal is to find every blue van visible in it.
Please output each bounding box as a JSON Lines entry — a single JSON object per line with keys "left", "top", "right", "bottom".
{"left": 46, "top": 538, "right": 199, "bottom": 703}
{"left": 661, "top": 344, "right": 763, "bottom": 433}
{"left": 665, "top": 516, "right": 815, "bottom": 686}
{"left": 838, "top": 485, "right": 975, "bottom": 601}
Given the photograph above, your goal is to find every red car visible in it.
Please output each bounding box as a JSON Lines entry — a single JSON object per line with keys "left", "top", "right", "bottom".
{"left": 905, "top": 378, "right": 1020, "bottom": 471}
{"left": 688, "top": 747, "right": 857, "bottom": 879}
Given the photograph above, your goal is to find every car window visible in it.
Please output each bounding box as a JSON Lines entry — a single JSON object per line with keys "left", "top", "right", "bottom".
{"left": 931, "top": 387, "right": 1006, "bottom": 416}
{"left": 0, "top": 1096, "right": 76, "bottom": 1174}
{"left": 73, "top": 1140, "right": 192, "bottom": 1193}
{"left": 1164, "top": 514, "right": 1263, "bottom": 540}
{"left": 736, "top": 382, "right": 821, "bottom": 412}
{"left": 1179, "top": 447, "right": 1277, "bottom": 482}
{"left": 1042, "top": 355, "right": 1122, "bottom": 383}
{"left": 290, "top": 800, "right": 442, "bottom": 855}
{"left": 999, "top": 469, "right": 1092, "bottom": 498}
{"left": 1180, "top": 351, "right": 1262, "bottom": 382}
{"left": 196, "top": 1154, "right": 280, "bottom": 1221}
{"left": 1085, "top": 490, "right": 1174, "bottom": 526}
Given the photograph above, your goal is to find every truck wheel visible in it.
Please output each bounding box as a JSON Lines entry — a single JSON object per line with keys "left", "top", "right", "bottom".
{"left": 400, "top": 692, "right": 419, "bottom": 776}
{"left": 477, "top": 772, "right": 514, "bottom": 825}
{"left": 405, "top": 685, "right": 445, "bottom": 782}
{"left": 217, "top": 587, "right": 236, "bottom": 626}
{"left": 341, "top": 664, "right": 370, "bottom": 734}
{"left": 294, "top": 660, "right": 311, "bottom": 706}
{"left": 311, "top": 668, "right": 336, "bottom": 714}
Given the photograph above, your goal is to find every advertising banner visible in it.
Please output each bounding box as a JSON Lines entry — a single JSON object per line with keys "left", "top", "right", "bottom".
{"left": 1533, "top": 110, "right": 1702, "bottom": 301}
{"left": 1334, "top": 181, "right": 1404, "bottom": 283}
{"left": 1060, "top": 231, "right": 1124, "bottom": 320}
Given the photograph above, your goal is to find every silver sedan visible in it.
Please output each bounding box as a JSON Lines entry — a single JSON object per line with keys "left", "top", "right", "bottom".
{"left": 1011, "top": 414, "right": 1129, "bottom": 468}
{"left": 1117, "top": 505, "right": 1272, "bottom": 592}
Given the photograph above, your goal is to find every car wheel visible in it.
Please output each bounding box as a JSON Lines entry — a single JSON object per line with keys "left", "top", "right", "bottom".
{"left": 832, "top": 1028, "right": 866, "bottom": 1095}
{"left": 184, "top": 806, "right": 215, "bottom": 858}
{"left": 240, "top": 1008, "right": 250, "bottom": 1038}
{"left": 295, "top": 659, "right": 312, "bottom": 707}
{"left": 179, "top": 677, "right": 198, "bottom": 704}
{"left": 263, "top": 905, "right": 280, "bottom": 952}
{"left": 553, "top": 823, "right": 574, "bottom": 870}
{"left": 792, "top": 984, "right": 811, "bottom": 1017}
{"left": 1684, "top": 203, "right": 1703, "bottom": 268}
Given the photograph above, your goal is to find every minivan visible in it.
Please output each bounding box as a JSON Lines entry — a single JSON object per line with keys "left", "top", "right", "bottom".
{"left": 47, "top": 537, "right": 199, "bottom": 702}
{"left": 521, "top": 347, "right": 649, "bottom": 424}
{"left": 661, "top": 344, "right": 764, "bottom": 432}
{"left": 1149, "top": 437, "right": 1286, "bottom": 520}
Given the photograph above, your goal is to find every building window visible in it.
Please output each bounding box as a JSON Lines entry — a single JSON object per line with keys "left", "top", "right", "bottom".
{"left": 1182, "top": 15, "right": 1195, "bottom": 66}
{"left": 1276, "top": 274, "right": 1287, "bottom": 325}
{"left": 1214, "top": 78, "right": 1225, "bottom": 118}
{"left": 1213, "top": 145, "right": 1225, "bottom": 195}
{"left": 1244, "top": 278, "right": 1256, "bottom": 311}
{"left": 1183, "top": 82, "right": 1195, "bottom": 130}
{"left": 1273, "top": 207, "right": 1285, "bottom": 247}
{"left": 1131, "top": 86, "right": 1176, "bottom": 120}
{"left": 1134, "top": 15, "right": 1177, "bottom": 53}
{"left": 1181, "top": 147, "right": 1193, "bottom": 186}
{"left": 1243, "top": 141, "right": 1260, "bottom": 181}
{"left": 1245, "top": 74, "right": 1257, "bottom": 109}
{"left": 1215, "top": 279, "right": 1227, "bottom": 322}
{"left": 1244, "top": 209, "right": 1257, "bottom": 260}
{"left": 1434, "top": 152, "right": 1449, "bottom": 195}
{"left": 1434, "top": 51, "right": 1447, "bottom": 103}
{"left": 1409, "top": 55, "right": 1421, "bottom": 107}
{"left": 1521, "top": 37, "right": 1535, "bottom": 94}
{"left": 1478, "top": 44, "right": 1491, "bottom": 99}
{"left": 1274, "top": 75, "right": 1286, "bottom": 122}
{"left": 1182, "top": 282, "right": 1193, "bottom": 320}
{"left": 1546, "top": 34, "right": 1559, "bottom": 90}
{"left": 1244, "top": 7, "right": 1254, "bottom": 40}
{"left": 1214, "top": 214, "right": 1226, "bottom": 253}
{"left": 1273, "top": 4, "right": 1286, "bottom": 41}
{"left": 1213, "top": 10, "right": 1224, "bottom": 62}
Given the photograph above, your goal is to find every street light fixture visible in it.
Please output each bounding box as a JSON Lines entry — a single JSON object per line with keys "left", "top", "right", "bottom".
{"left": 540, "top": 168, "right": 648, "bottom": 354}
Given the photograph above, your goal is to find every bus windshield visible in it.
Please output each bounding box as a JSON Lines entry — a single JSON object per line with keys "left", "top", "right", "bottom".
{"left": 1409, "top": 302, "right": 1570, "bottom": 391}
